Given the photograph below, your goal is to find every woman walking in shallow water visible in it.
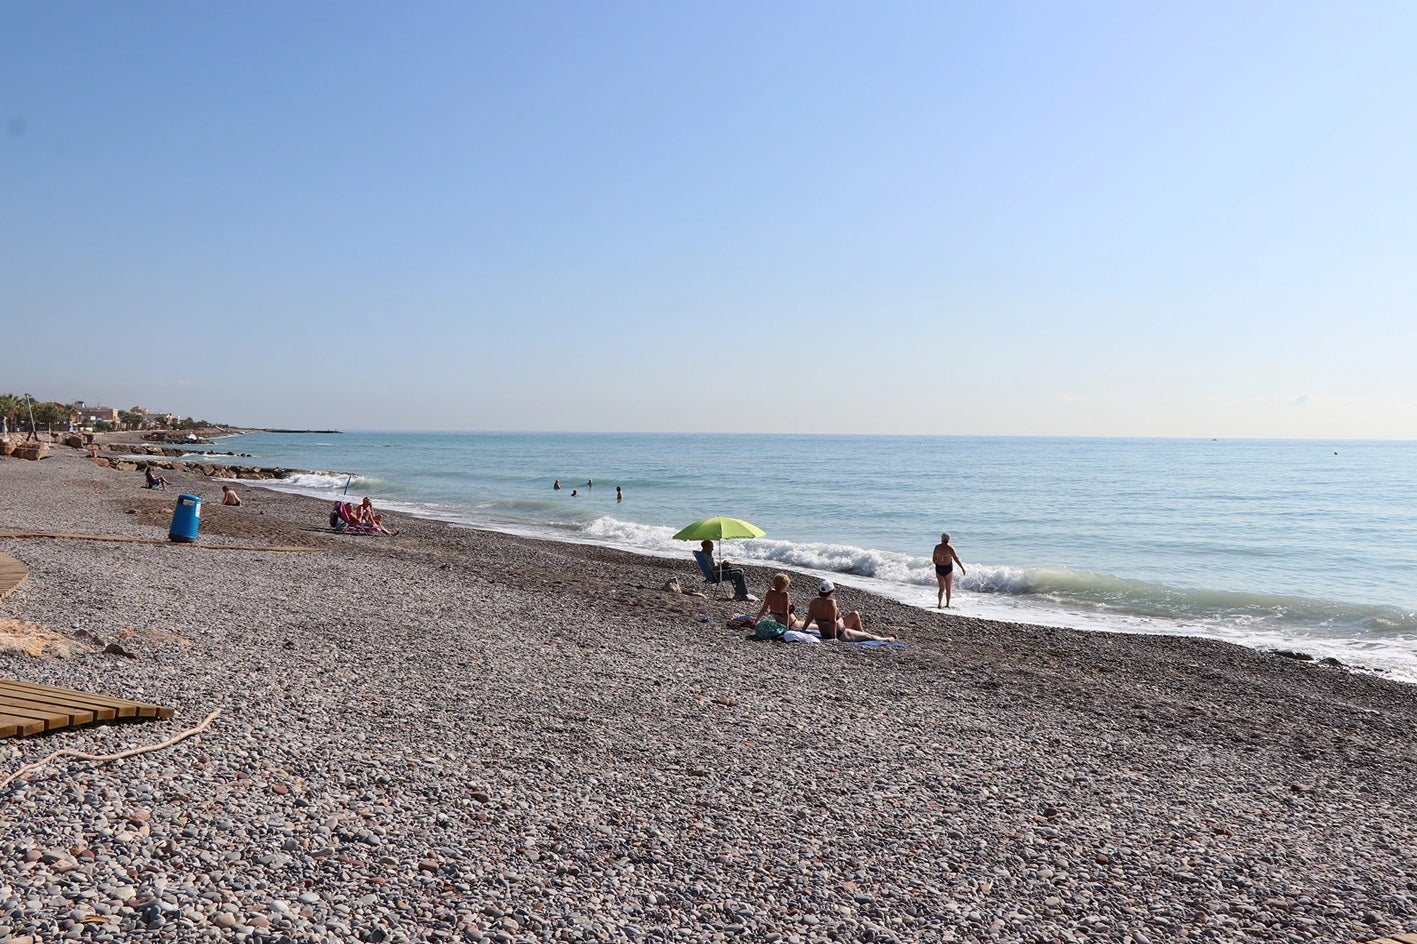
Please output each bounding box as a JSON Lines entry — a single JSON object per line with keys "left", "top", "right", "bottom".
{"left": 933, "top": 533, "right": 965, "bottom": 608}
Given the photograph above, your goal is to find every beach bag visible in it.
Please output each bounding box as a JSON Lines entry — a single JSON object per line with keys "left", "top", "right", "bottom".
{"left": 753, "top": 619, "right": 787, "bottom": 640}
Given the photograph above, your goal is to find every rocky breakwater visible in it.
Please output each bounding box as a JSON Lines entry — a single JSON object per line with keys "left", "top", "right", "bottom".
{"left": 91, "top": 444, "right": 301, "bottom": 482}
{"left": 142, "top": 430, "right": 218, "bottom": 444}
{"left": 178, "top": 462, "right": 298, "bottom": 481}
{"left": 104, "top": 444, "right": 254, "bottom": 460}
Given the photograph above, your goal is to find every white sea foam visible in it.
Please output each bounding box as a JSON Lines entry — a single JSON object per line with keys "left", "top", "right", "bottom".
{"left": 582, "top": 516, "right": 679, "bottom": 546}
{"left": 561, "top": 518, "right": 1417, "bottom": 682}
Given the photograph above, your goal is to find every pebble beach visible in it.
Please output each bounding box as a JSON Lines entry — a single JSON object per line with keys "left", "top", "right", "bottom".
{"left": 2, "top": 445, "right": 1416, "bottom": 944}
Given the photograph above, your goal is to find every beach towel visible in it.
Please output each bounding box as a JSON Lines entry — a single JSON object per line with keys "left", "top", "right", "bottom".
{"left": 779, "top": 628, "right": 902, "bottom": 647}
{"left": 752, "top": 619, "right": 786, "bottom": 640}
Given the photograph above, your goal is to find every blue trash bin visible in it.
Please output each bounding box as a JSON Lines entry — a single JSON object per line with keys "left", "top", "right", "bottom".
{"left": 169, "top": 494, "right": 202, "bottom": 543}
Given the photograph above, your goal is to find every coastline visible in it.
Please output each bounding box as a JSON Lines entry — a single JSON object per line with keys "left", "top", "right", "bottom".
{"left": 2, "top": 446, "right": 1416, "bottom": 941}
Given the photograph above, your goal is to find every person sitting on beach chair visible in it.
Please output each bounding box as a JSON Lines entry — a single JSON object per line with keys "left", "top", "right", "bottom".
{"left": 693, "top": 540, "right": 752, "bottom": 601}
{"left": 143, "top": 466, "right": 169, "bottom": 490}
{"left": 330, "top": 501, "right": 374, "bottom": 533}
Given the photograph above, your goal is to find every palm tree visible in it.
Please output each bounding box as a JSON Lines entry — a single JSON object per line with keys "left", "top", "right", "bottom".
{"left": 0, "top": 393, "right": 21, "bottom": 436}
{"left": 32, "top": 401, "right": 67, "bottom": 435}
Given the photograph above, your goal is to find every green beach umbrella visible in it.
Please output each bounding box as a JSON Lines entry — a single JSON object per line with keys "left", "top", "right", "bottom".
{"left": 673, "top": 516, "right": 767, "bottom": 578}
{"left": 672, "top": 516, "right": 766, "bottom": 543}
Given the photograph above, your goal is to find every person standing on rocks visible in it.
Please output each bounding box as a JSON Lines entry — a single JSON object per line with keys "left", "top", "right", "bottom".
{"left": 932, "top": 532, "right": 965, "bottom": 608}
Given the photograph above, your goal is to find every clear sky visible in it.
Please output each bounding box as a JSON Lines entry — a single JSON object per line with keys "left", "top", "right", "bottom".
{"left": 3, "top": 2, "right": 1416, "bottom": 437}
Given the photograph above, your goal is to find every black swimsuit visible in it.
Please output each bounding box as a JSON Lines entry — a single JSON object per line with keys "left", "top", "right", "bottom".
{"left": 935, "top": 563, "right": 953, "bottom": 577}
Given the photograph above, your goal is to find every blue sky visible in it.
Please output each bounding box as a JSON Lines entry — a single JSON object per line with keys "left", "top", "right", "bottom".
{"left": 3, "top": 2, "right": 1415, "bottom": 436}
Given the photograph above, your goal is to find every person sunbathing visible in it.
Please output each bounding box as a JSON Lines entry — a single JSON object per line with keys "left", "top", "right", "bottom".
{"left": 330, "top": 501, "right": 372, "bottom": 533}
{"left": 804, "top": 580, "right": 895, "bottom": 642}
{"left": 143, "top": 467, "right": 169, "bottom": 490}
{"left": 358, "top": 497, "right": 398, "bottom": 535}
{"left": 754, "top": 573, "right": 804, "bottom": 629}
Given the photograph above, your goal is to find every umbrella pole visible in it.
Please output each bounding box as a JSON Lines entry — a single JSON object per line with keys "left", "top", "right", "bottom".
{"left": 715, "top": 541, "right": 731, "bottom": 600}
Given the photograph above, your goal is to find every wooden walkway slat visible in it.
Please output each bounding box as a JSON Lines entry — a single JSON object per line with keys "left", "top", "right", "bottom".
{"left": 0, "top": 694, "right": 99, "bottom": 727}
{"left": 1362, "top": 935, "right": 1417, "bottom": 944}
{"left": 0, "top": 712, "right": 46, "bottom": 737}
{"left": 0, "top": 687, "right": 118, "bottom": 721}
{"left": 0, "top": 532, "right": 311, "bottom": 552}
{"left": 0, "top": 679, "right": 157, "bottom": 717}
{"left": 0, "top": 680, "right": 173, "bottom": 738}
{"left": 0, "top": 552, "right": 28, "bottom": 601}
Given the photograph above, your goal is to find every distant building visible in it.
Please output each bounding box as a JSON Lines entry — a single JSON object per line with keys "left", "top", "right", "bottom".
{"left": 72, "top": 401, "right": 120, "bottom": 427}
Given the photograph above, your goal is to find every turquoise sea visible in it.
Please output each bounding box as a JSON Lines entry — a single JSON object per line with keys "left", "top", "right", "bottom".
{"left": 207, "top": 432, "right": 1417, "bottom": 681}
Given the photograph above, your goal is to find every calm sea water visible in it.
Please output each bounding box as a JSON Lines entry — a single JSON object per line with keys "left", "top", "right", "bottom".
{"left": 207, "top": 432, "right": 1417, "bottom": 681}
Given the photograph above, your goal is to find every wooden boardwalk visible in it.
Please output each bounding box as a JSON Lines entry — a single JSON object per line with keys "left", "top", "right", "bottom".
{"left": 0, "top": 679, "right": 173, "bottom": 738}
{"left": 0, "top": 532, "right": 312, "bottom": 552}
{"left": 0, "top": 552, "right": 27, "bottom": 601}
{"left": 1365, "top": 934, "right": 1417, "bottom": 944}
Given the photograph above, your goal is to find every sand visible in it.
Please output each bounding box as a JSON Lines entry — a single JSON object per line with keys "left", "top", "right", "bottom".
{"left": 1, "top": 444, "right": 1415, "bottom": 943}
